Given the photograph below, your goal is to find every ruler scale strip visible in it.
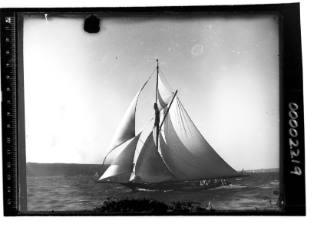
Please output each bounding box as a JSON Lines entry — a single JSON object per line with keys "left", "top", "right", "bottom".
{"left": 1, "top": 12, "right": 19, "bottom": 216}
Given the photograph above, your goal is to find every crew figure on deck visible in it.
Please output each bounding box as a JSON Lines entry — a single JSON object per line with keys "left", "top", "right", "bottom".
{"left": 154, "top": 103, "right": 160, "bottom": 144}
{"left": 154, "top": 103, "right": 160, "bottom": 127}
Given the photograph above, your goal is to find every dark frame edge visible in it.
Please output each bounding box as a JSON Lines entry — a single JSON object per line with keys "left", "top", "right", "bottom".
{"left": 16, "top": 11, "right": 27, "bottom": 214}
{"left": 1, "top": 3, "right": 305, "bottom": 216}
{"left": 279, "top": 3, "right": 306, "bottom": 216}
{"left": 1, "top": 8, "right": 18, "bottom": 216}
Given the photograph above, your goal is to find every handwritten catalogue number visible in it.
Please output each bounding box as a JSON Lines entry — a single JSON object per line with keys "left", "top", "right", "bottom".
{"left": 288, "top": 102, "right": 302, "bottom": 176}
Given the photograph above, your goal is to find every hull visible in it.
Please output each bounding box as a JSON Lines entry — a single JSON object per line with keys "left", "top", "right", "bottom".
{"left": 119, "top": 178, "right": 231, "bottom": 191}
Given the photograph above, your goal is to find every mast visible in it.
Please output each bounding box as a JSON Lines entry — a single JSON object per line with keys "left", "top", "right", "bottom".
{"left": 155, "top": 59, "right": 160, "bottom": 147}
{"left": 155, "top": 59, "right": 159, "bottom": 103}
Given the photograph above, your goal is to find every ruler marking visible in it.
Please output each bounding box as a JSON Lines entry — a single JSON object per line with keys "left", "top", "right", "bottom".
{"left": 2, "top": 12, "right": 18, "bottom": 215}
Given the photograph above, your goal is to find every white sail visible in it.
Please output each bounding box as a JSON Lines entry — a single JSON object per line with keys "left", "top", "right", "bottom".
{"left": 100, "top": 62, "right": 237, "bottom": 184}
{"left": 159, "top": 98, "right": 237, "bottom": 180}
{"left": 129, "top": 117, "right": 154, "bottom": 181}
{"left": 108, "top": 79, "right": 149, "bottom": 152}
{"left": 157, "top": 75, "right": 174, "bottom": 110}
{"left": 99, "top": 134, "right": 140, "bottom": 182}
{"left": 133, "top": 132, "right": 174, "bottom": 183}
{"left": 156, "top": 76, "right": 238, "bottom": 180}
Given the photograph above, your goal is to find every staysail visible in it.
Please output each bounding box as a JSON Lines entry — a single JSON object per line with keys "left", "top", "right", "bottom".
{"left": 99, "top": 134, "right": 140, "bottom": 182}
{"left": 99, "top": 78, "right": 149, "bottom": 182}
{"left": 133, "top": 131, "right": 174, "bottom": 183}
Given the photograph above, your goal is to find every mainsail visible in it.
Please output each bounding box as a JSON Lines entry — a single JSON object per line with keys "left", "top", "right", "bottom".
{"left": 159, "top": 97, "right": 237, "bottom": 180}
{"left": 99, "top": 60, "right": 237, "bottom": 184}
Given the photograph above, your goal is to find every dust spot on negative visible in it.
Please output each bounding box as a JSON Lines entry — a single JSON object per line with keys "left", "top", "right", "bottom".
{"left": 191, "top": 44, "right": 204, "bottom": 56}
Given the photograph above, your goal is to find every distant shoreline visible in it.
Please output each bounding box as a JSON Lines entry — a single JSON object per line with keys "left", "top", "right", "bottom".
{"left": 26, "top": 162, "right": 278, "bottom": 177}
{"left": 27, "top": 162, "right": 108, "bottom": 177}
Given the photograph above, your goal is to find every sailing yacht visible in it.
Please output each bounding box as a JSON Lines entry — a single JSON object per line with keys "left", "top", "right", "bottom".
{"left": 97, "top": 59, "right": 238, "bottom": 190}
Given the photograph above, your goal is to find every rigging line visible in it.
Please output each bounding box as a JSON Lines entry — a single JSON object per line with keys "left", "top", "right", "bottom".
{"left": 158, "top": 68, "right": 174, "bottom": 92}
{"left": 147, "top": 67, "right": 157, "bottom": 84}
{"left": 155, "top": 59, "right": 160, "bottom": 148}
{"left": 159, "top": 90, "right": 178, "bottom": 131}
{"left": 155, "top": 59, "right": 159, "bottom": 104}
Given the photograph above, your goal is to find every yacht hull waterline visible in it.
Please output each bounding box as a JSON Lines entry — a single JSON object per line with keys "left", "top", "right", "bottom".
{"left": 98, "top": 177, "right": 242, "bottom": 191}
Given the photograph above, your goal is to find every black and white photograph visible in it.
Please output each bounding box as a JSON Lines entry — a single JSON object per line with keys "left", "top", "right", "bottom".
{"left": 23, "top": 10, "right": 280, "bottom": 213}
{"left": 1, "top": 3, "right": 306, "bottom": 217}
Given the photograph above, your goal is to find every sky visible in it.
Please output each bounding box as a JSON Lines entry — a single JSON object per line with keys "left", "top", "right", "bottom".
{"left": 24, "top": 13, "right": 279, "bottom": 170}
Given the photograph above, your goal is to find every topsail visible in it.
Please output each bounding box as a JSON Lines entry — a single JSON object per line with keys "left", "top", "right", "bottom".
{"left": 157, "top": 75, "right": 173, "bottom": 110}
{"left": 99, "top": 60, "right": 237, "bottom": 183}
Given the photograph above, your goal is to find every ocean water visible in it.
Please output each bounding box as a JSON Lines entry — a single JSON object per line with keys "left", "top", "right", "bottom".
{"left": 27, "top": 171, "right": 280, "bottom": 212}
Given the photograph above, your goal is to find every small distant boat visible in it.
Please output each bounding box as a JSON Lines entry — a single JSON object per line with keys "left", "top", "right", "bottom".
{"left": 97, "top": 59, "right": 239, "bottom": 191}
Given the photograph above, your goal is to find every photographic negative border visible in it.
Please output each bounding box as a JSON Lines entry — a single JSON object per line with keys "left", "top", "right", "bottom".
{"left": 1, "top": 3, "right": 305, "bottom": 216}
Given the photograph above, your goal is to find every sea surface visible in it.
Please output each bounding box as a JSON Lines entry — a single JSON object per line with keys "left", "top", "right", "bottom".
{"left": 27, "top": 165, "right": 280, "bottom": 212}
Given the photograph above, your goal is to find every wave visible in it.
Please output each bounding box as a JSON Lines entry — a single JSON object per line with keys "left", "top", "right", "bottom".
{"left": 270, "top": 180, "right": 279, "bottom": 185}
{"left": 209, "top": 184, "right": 248, "bottom": 190}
